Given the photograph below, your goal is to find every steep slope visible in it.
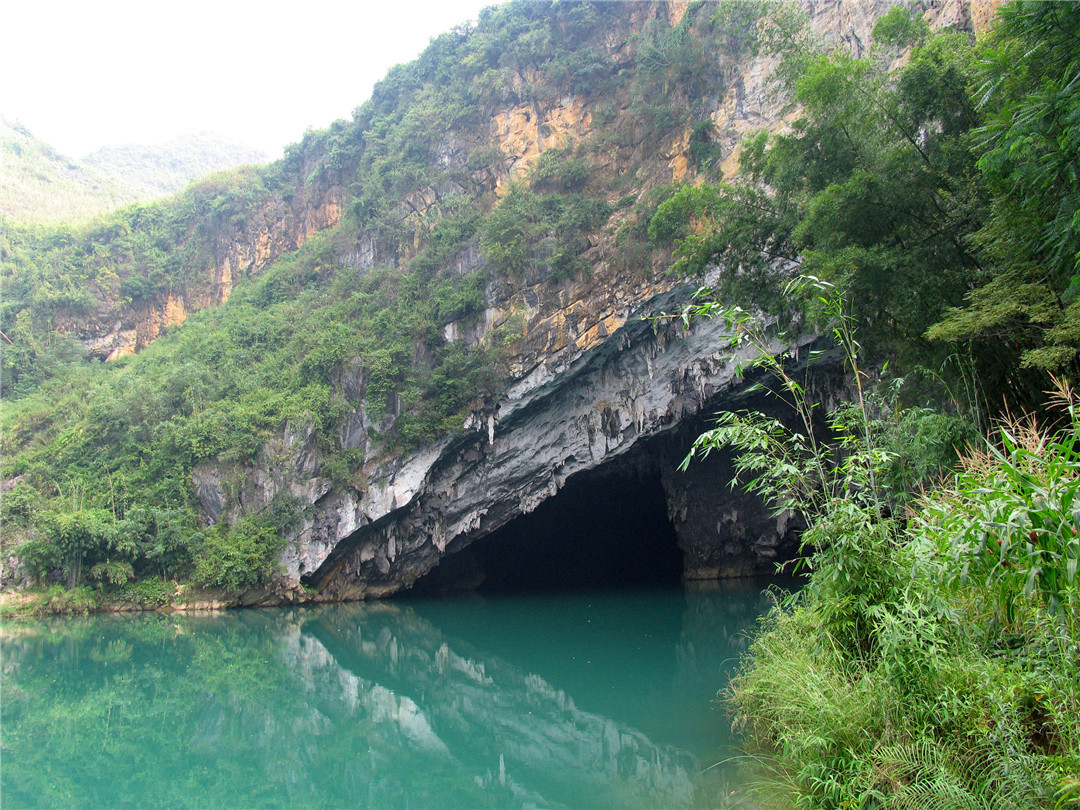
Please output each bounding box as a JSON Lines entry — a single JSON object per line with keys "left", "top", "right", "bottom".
{"left": 1, "top": 0, "right": 991, "bottom": 604}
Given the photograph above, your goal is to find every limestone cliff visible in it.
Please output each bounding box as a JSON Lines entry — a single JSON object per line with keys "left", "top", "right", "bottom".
{"left": 71, "top": 169, "right": 345, "bottom": 361}
{"left": 54, "top": 0, "right": 996, "bottom": 366}
{"left": 4, "top": 0, "right": 996, "bottom": 604}
{"left": 182, "top": 0, "right": 997, "bottom": 605}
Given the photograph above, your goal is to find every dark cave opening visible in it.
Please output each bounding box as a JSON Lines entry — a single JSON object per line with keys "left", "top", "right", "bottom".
{"left": 412, "top": 469, "right": 684, "bottom": 596}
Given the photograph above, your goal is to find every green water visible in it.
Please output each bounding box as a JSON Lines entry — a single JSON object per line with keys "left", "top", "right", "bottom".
{"left": 1, "top": 580, "right": 790, "bottom": 808}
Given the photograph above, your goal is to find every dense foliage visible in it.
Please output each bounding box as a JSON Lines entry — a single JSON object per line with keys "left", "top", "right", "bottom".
{"left": 927, "top": 1, "right": 1080, "bottom": 379}
{"left": 650, "top": 1, "right": 1080, "bottom": 411}
{"left": 730, "top": 348, "right": 1079, "bottom": 809}
{"left": 663, "top": 4, "right": 1080, "bottom": 804}
{"left": 680, "top": 280, "right": 1078, "bottom": 806}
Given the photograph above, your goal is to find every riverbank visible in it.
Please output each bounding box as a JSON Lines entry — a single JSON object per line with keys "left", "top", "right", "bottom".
{"left": 724, "top": 404, "right": 1080, "bottom": 807}
{"left": 0, "top": 576, "right": 317, "bottom": 618}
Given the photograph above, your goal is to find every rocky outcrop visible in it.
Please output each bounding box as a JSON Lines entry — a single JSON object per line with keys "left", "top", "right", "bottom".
{"left": 491, "top": 97, "right": 595, "bottom": 192}
{"left": 191, "top": 264, "right": 830, "bottom": 599}
{"left": 67, "top": 170, "right": 345, "bottom": 361}
{"left": 65, "top": 0, "right": 991, "bottom": 367}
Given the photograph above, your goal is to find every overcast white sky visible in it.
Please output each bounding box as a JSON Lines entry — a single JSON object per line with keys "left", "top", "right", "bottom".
{"left": 2, "top": 0, "right": 503, "bottom": 160}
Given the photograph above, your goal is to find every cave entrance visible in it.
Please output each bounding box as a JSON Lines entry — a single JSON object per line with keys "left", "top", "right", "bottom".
{"left": 416, "top": 469, "right": 684, "bottom": 596}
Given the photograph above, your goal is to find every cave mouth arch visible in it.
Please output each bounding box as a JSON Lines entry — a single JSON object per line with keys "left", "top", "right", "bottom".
{"left": 409, "top": 468, "right": 684, "bottom": 597}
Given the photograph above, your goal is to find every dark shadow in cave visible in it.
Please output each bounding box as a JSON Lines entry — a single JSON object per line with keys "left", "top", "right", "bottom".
{"left": 410, "top": 469, "right": 684, "bottom": 596}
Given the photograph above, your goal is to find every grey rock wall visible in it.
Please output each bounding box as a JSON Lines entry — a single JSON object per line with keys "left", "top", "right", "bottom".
{"left": 194, "top": 281, "right": 831, "bottom": 599}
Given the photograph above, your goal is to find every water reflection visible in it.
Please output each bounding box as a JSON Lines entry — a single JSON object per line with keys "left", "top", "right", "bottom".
{"left": 1, "top": 580, "right": 792, "bottom": 808}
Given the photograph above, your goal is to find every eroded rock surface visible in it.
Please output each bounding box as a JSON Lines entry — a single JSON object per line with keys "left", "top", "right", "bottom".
{"left": 190, "top": 273, "right": 832, "bottom": 599}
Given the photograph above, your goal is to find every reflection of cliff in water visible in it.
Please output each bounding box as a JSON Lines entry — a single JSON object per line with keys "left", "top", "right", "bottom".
{"left": 0, "top": 581, "right": 795, "bottom": 808}
{"left": 300, "top": 601, "right": 699, "bottom": 808}
{"left": 399, "top": 580, "right": 785, "bottom": 750}
{"left": 293, "top": 580, "right": 792, "bottom": 807}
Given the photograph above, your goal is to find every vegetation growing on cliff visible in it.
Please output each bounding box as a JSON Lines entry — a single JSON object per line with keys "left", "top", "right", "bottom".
{"left": 0, "top": 0, "right": 1075, "bottom": 718}
{"left": 1, "top": 0, "right": 727, "bottom": 599}
{"left": 663, "top": 3, "right": 1080, "bottom": 804}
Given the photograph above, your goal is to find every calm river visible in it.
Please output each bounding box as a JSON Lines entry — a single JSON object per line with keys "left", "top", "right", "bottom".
{"left": 1, "top": 579, "right": 793, "bottom": 808}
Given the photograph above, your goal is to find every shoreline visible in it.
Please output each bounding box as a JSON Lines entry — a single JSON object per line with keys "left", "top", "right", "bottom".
{"left": 0, "top": 577, "right": 319, "bottom": 619}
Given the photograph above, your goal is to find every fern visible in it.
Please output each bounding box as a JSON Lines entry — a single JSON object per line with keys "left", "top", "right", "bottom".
{"left": 878, "top": 739, "right": 1043, "bottom": 810}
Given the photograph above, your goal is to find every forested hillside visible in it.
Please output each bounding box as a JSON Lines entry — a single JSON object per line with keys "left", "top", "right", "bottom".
{"left": 667, "top": 3, "right": 1080, "bottom": 804}
{"left": 1, "top": 0, "right": 1075, "bottom": 608}
{"left": 81, "top": 134, "right": 268, "bottom": 201}
{"left": 0, "top": 119, "right": 141, "bottom": 223}
{"left": 1, "top": 0, "right": 725, "bottom": 596}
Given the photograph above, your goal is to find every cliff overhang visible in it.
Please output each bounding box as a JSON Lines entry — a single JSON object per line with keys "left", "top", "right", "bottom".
{"left": 192, "top": 280, "right": 834, "bottom": 601}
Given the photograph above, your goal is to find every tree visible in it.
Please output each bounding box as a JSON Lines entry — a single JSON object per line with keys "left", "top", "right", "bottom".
{"left": 650, "top": 10, "right": 984, "bottom": 371}
{"left": 927, "top": 1, "right": 1080, "bottom": 379}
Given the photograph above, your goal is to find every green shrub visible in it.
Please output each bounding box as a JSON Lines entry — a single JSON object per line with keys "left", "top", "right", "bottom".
{"left": 877, "top": 405, "right": 980, "bottom": 502}
{"left": 0, "top": 479, "right": 39, "bottom": 527}
{"left": 480, "top": 183, "right": 610, "bottom": 280}
{"left": 192, "top": 515, "right": 285, "bottom": 592}
{"left": 33, "top": 508, "right": 114, "bottom": 588}
{"left": 917, "top": 381, "right": 1080, "bottom": 631}
{"left": 15, "top": 535, "right": 64, "bottom": 585}
{"left": 112, "top": 576, "right": 175, "bottom": 608}
{"left": 688, "top": 120, "right": 721, "bottom": 170}
{"left": 46, "top": 585, "right": 99, "bottom": 615}
{"left": 89, "top": 560, "right": 134, "bottom": 586}
{"left": 680, "top": 281, "right": 1079, "bottom": 806}
{"left": 530, "top": 146, "right": 590, "bottom": 192}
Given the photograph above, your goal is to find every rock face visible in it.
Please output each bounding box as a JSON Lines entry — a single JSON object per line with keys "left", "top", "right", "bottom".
{"left": 65, "top": 0, "right": 989, "bottom": 365}
{"left": 66, "top": 166, "right": 345, "bottom": 361}
{"left": 313, "top": 307, "right": 827, "bottom": 599}
{"left": 186, "top": 0, "right": 992, "bottom": 602}
{"left": 192, "top": 271, "right": 831, "bottom": 599}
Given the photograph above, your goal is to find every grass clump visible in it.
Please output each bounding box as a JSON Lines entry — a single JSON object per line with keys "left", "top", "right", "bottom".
{"left": 732, "top": 581, "right": 1077, "bottom": 807}
{"left": 109, "top": 576, "right": 176, "bottom": 608}
{"left": 727, "top": 390, "right": 1080, "bottom": 807}
{"left": 680, "top": 279, "right": 1080, "bottom": 807}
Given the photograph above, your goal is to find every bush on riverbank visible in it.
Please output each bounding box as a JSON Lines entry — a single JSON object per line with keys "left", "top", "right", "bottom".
{"left": 725, "top": 386, "right": 1080, "bottom": 807}
{"left": 0, "top": 576, "right": 232, "bottom": 618}
{"left": 673, "top": 277, "right": 1079, "bottom": 806}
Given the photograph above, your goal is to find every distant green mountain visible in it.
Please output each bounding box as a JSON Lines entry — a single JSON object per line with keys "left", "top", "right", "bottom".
{"left": 83, "top": 133, "right": 268, "bottom": 200}
{"left": 1, "top": 118, "right": 138, "bottom": 224}
{"left": 0, "top": 119, "right": 267, "bottom": 225}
